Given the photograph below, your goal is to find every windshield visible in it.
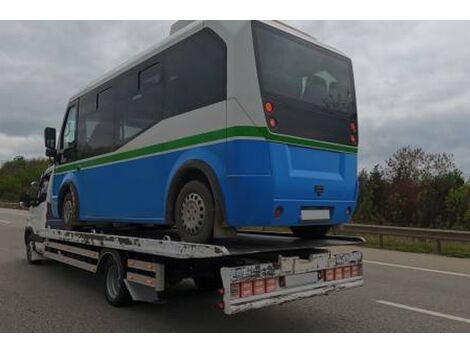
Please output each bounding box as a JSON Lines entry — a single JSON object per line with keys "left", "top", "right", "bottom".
{"left": 253, "top": 22, "right": 356, "bottom": 116}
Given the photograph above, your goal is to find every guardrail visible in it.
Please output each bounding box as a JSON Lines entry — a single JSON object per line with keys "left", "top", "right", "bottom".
{"left": 0, "top": 201, "right": 21, "bottom": 209}
{"left": 339, "top": 223, "right": 470, "bottom": 254}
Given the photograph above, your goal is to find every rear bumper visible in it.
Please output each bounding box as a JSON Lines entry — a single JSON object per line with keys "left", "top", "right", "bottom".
{"left": 223, "top": 174, "right": 356, "bottom": 226}
{"left": 224, "top": 277, "right": 363, "bottom": 315}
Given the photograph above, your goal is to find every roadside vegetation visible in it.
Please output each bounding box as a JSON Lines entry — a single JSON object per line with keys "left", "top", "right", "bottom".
{"left": 354, "top": 146, "right": 470, "bottom": 231}
{"left": 0, "top": 156, "right": 50, "bottom": 203}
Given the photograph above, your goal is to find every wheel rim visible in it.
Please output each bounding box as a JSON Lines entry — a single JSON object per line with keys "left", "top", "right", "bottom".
{"left": 63, "top": 199, "right": 73, "bottom": 225}
{"left": 106, "top": 263, "right": 120, "bottom": 299}
{"left": 180, "top": 192, "right": 206, "bottom": 235}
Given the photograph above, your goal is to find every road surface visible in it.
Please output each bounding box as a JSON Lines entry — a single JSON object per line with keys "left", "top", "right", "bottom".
{"left": 1, "top": 208, "right": 469, "bottom": 332}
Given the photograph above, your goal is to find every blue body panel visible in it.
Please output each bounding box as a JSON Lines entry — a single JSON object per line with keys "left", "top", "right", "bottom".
{"left": 51, "top": 139, "right": 358, "bottom": 227}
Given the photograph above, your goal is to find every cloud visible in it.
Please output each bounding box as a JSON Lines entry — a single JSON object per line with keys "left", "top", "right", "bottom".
{"left": 1, "top": 21, "right": 469, "bottom": 176}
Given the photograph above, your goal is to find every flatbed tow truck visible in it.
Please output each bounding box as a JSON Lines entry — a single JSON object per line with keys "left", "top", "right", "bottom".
{"left": 26, "top": 224, "right": 364, "bottom": 315}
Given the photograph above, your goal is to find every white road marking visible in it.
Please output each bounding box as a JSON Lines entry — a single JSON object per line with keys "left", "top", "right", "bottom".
{"left": 364, "top": 260, "right": 470, "bottom": 278}
{"left": 0, "top": 219, "right": 11, "bottom": 224}
{"left": 376, "top": 300, "right": 470, "bottom": 325}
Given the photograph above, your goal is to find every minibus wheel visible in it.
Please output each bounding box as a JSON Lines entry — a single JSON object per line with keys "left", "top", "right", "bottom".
{"left": 175, "top": 180, "right": 215, "bottom": 243}
{"left": 61, "top": 192, "right": 78, "bottom": 229}
{"left": 290, "top": 225, "right": 331, "bottom": 239}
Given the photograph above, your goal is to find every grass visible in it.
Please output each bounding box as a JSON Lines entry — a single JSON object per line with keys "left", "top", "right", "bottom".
{"left": 358, "top": 233, "right": 470, "bottom": 258}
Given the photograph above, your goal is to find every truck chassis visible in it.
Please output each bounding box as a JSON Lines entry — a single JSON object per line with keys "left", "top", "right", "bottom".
{"left": 27, "top": 228, "right": 364, "bottom": 315}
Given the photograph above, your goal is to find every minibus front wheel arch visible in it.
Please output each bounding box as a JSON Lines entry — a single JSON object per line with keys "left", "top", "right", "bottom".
{"left": 165, "top": 161, "right": 227, "bottom": 229}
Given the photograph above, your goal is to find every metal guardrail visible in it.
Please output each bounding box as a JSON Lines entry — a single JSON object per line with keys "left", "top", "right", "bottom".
{"left": 0, "top": 201, "right": 21, "bottom": 209}
{"left": 339, "top": 223, "right": 470, "bottom": 253}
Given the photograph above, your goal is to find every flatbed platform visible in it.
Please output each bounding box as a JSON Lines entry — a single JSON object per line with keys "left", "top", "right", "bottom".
{"left": 37, "top": 228, "right": 364, "bottom": 259}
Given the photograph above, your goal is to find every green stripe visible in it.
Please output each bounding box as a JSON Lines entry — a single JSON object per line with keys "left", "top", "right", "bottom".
{"left": 55, "top": 126, "right": 357, "bottom": 174}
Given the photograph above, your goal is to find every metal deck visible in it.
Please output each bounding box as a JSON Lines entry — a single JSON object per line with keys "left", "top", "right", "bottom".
{"left": 37, "top": 228, "right": 365, "bottom": 259}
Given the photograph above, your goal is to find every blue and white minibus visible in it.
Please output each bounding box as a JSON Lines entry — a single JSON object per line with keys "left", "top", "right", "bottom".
{"left": 44, "top": 21, "right": 359, "bottom": 243}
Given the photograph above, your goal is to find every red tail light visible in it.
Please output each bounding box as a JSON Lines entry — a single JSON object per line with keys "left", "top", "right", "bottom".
{"left": 335, "top": 267, "right": 344, "bottom": 280}
{"left": 350, "top": 134, "right": 357, "bottom": 145}
{"left": 350, "top": 121, "right": 357, "bottom": 133}
{"left": 265, "top": 278, "right": 277, "bottom": 292}
{"left": 325, "top": 269, "right": 335, "bottom": 281}
{"left": 253, "top": 279, "right": 265, "bottom": 295}
{"left": 240, "top": 281, "right": 253, "bottom": 297}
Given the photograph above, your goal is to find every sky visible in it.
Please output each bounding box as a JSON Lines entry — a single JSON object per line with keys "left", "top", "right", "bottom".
{"left": 0, "top": 21, "right": 469, "bottom": 176}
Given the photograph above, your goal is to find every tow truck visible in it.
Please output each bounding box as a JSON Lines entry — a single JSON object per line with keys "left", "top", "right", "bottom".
{"left": 22, "top": 168, "right": 364, "bottom": 315}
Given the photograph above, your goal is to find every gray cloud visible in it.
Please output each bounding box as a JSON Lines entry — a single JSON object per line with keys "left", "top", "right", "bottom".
{"left": 1, "top": 21, "right": 469, "bottom": 176}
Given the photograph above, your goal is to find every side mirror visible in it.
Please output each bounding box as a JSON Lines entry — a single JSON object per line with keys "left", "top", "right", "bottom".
{"left": 19, "top": 193, "right": 31, "bottom": 209}
{"left": 44, "top": 127, "right": 57, "bottom": 158}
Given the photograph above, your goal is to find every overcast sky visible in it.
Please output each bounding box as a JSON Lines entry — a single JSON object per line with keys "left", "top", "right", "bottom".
{"left": 0, "top": 21, "right": 469, "bottom": 175}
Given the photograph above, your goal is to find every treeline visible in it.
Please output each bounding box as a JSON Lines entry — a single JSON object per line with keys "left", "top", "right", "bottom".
{"left": 0, "top": 156, "right": 50, "bottom": 202}
{"left": 354, "top": 146, "right": 470, "bottom": 230}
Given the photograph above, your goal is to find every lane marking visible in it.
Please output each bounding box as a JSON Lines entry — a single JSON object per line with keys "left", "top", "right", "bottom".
{"left": 0, "top": 219, "right": 11, "bottom": 224}
{"left": 376, "top": 300, "right": 470, "bottom": 325}
{"left": 364, "top": 260, "right": 470, "bottom": 278}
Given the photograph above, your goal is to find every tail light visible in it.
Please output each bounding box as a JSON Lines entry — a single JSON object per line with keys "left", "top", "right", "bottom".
{"left": 335, "top": 267, "right": 344, "bottom": 280}
{"left": 265, "top": 278, "right": 277, "bottom": 292}
{"left": 351, "top": 265, "right": 362, "bottom": 277}
{"left": 264, "top": 101, "right": 274, "bottom": 113}
{"left": 350, "top": 121, "right": 357, "bottom": 133}
{"left": 267, "top": 116, "right": 278, "bottom": 129}
{"left": 240, "top": 281, "right": 254, "bottom": 297}
{"left": 253, "top": 279, "right": 265, "bottom": 295}
{"left": 325, "top": 268, "right": 335, "bottom": 281}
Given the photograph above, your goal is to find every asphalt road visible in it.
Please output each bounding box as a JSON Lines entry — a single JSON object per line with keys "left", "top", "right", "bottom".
{"left": 1, "top": 208, "right": 470, "bottom": 332}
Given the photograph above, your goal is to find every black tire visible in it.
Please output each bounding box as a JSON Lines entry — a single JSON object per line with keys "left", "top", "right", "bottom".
{"left": 25, "top": 231, "right": 41, "bottom": 265}
{"left": 61, "top": 191, "right": 79, "bottom": 229}
{"left": 175, "top": 180, "right": 215, "bottom": 243}
{"left": 102, "top": 254, "right": 132, "bottom": 307}
{"left": 193, "top": 275, "right": 222, "bottom": 291}
{"left": 290, "top": 225, "right": 331, "bottom": 239}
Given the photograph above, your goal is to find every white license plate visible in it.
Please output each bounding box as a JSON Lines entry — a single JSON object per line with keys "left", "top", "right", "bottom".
{"left": 300, "top": 209, "right": 330, "bottom": 221}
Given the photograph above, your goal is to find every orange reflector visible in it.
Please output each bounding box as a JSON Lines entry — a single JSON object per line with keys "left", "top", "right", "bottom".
{"left": 240, "top": 281, "right": 253, "bottom": 297}
{"left": 265, "top": 278, "right": 277, "bottom": 292}
{"left": 264, "top": 101, "right": 274, "bottom": 113}
{"left": 335, "top": 267, "right": 343, "bottom": 280}
{"left": 343, "top": 266, "right": 351, "bottom": 279}
{"left": 230, "top": 283, "right": 241, "bottom": 299}
{"left": 253, "top": 279, "right": 265, "bottom": 295}
{"left": 325, "top": 268, "right": 335, "bottom": 281}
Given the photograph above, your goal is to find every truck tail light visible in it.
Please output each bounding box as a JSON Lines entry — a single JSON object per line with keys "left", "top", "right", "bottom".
{"left": 253, "top": 279, "right": 265, "bottom": 295}
{"left": 325, "top": 268, "right": 335, "bottom": 281}
{"left": 265, "top": 278, "right": 277, "bottom": 292}
{"left": 240, "top": 281, "right": 253, "bottom": 297}
{"left": 335, "top": 267, "right": 343, "bottom": 280}
{"left": 351, "top": 265, "right": 362, "bottom": 277}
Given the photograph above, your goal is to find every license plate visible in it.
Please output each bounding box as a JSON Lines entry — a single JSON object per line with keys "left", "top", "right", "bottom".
{"left": 300, "top": 209, "right": 330, "bottom": 221}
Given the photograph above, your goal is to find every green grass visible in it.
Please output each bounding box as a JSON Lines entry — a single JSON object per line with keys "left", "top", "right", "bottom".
{"left": 358, "top": 233, "right": 470, "bottom": 258}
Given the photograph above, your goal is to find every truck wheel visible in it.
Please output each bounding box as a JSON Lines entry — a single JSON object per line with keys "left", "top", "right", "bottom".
{"left": 290, "top": 225, "right": 331, "bottom": 239}
{"left": 25, "top": 231, "right": 41, "bottom": 265}
{"left": 193, "top": 275, "right": 222, "bottom": 291}
{"left": 62, "top": 192, "right": 79, "bottom": 229}
{"left": 175, "top": 180, "right": 215, "bottom": 243}
{"left": 102, "top": 255, "right": 132, "bottom": 307}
